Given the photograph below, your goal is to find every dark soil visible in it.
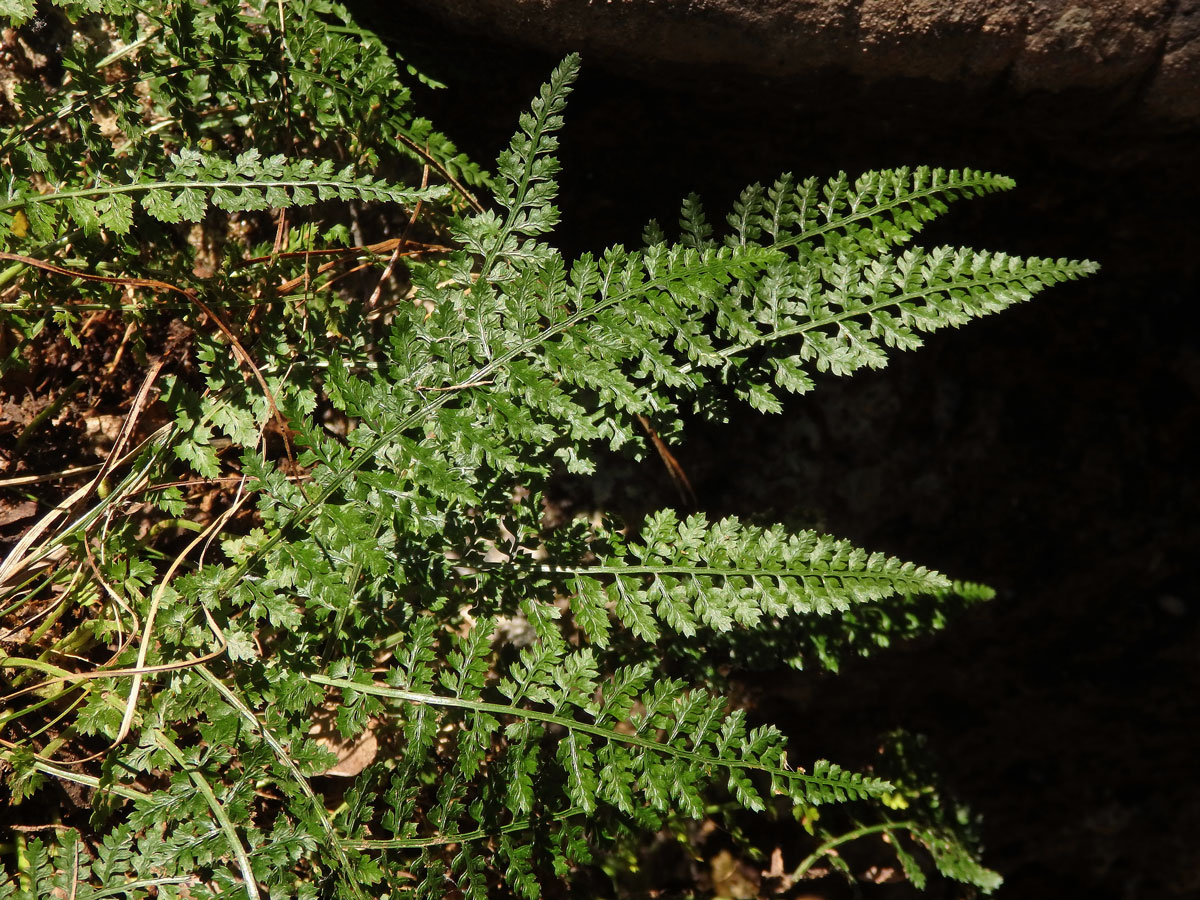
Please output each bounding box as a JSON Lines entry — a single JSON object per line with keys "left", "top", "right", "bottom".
{"left": 362, "top": 11, "right": 1200, "bottom": 899}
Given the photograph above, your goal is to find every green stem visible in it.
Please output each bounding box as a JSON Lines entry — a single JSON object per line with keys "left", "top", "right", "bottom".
{"left": 0, "top": 571, "right": 55, "bottom": 621}
{"left": 6, "top": 755, "right": 149, "bottom": 803}
{"left": 309, "top": 674, "right": 890, "bottom": 794}
{"left": 196, "top": 667, "right": 370, "bottom": 900}
{"left": 543, "top": 563, "right": 945, "bottom": 592}
{"left": 15, "top": 833, "right": 30, "bottom": 895}
{"left": 792, "top": 820, "right": 919, "bottom": 880}
{"left": 0, "top": 233, "right": 75, "bottom": 290}
{"left": 155, "top": 732, "right": 261, "bottom": 900}
{"left": 93, "top": 877, "right": 197, "bottom": 898}
{"left": 347, "top": 806, "right": 586, "bottom": 850}
{"left": 143, "top": 517, "right": 207, "bottom": 541}
{"left": 0, "top": 681, "right": 87, "bottom": 739}
{"left": 0, "top": 179, "right": 435, "bottom": 215}
{"left": 0, "top": 260, "right": 28, "bottom": 290}
{"left": 1, "top": 653, "right": 78, "bottom": 687}
{"left": 24, "top": 585, "right": 81, "bottom": 646}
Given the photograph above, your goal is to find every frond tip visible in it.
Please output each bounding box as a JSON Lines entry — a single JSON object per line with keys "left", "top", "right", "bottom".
{"left": 545, "top": 510, "right": 951, "bottom": 645}
{"left": 630, "top": 167, "right": 1100, "bottom": 418}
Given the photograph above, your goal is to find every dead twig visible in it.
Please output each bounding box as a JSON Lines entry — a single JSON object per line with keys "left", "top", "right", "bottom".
{"left": 0, "top": 250, "right": 301, "bottom": 482}
{"left": 637, "top": 414, "right": 697, "bottom": 509}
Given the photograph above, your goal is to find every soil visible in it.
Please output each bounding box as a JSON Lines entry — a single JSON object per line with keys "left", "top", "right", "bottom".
{"left": 375, "top": 17, "right": 1200, "bottom": 900}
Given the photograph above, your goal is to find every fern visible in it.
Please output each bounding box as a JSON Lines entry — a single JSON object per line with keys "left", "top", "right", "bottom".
{"left": 540, "top": 509, "right": 950, "bottom": 645}
{"left": 0, "top": 6, "right": 1097, "bottom": 899}
{"left": 3, "top": 148, "right": 443, "bottom": 239}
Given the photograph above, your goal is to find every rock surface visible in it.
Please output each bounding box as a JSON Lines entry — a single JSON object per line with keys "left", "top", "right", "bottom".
{"left": 393, "top": 0, "right": 1200, "bottom": 127}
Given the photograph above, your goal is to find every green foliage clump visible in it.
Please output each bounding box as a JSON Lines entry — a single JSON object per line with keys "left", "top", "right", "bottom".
{"left": 0, "top": 2, "right": 1095, "bottom": 898}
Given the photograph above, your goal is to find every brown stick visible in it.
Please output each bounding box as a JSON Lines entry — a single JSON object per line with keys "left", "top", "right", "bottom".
{"left": 637, "top": 414, "right": 697, "bottom": 508}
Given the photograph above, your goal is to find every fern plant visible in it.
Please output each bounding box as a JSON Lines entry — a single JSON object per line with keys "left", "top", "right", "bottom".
{"left": 0, "top": 3, "right": 1095, "bottom": 898}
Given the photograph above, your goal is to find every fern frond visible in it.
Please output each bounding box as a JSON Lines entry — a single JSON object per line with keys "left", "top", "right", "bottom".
{"left": 312, "top": 664, "right": 892, "bottom": 820}
{"left": 439, "top": 159, "right": 1095, "bottom": 469}
{"left": 0, "top": 0, "right": 122, "bottom": 24}
{"left": 3, "top": 149, "right": 444, "bottom": 239}
{"left": 532, "top": 510, "right": 949, "bottom": 646}
{"left": 727, "top": 246, "right": 1098, "bottom": 375}
{"left": 755, "top": 167, "right": 1015, "bottom": 253}
{"left": 0, "top": 0, "right": 37, "bottom": 24}
{"left": 492, "top": 53, "right": 579, "bottom": 240}
{"left": 456, "top": 164, "right": 1094, "bottom": 439}
{"left": 922, "top": 826, "right": 1004, "bottom": 893}
{"left": 696, "top": 578, "right": 998, "bottom": 675}
{"left": 653, "top": 168, "right": 1100, "bottom": 418}
{"left": 459, "top": 51, "right": 580, "bottom": 283}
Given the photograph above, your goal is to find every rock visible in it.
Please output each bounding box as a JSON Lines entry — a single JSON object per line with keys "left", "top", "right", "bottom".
{"left": 389, "top": 0, "right": 1200, "bottom": 127}
{"left": 1146, "top": 0, "right": 1200, "bottom": 121}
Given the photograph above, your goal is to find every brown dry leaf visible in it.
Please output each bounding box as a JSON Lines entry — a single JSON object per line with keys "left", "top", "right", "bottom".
{"left": 0, "top": 499, "right": 36, "bottom": 529}
{"left": 710, "top": 848, "right": 760, "bottom": 900}
{"left": 83, "top": 415, "right": 124, "bottom": 453}
{"left": 309, "top": 702, "right": 379, "bottom": 777}
{"left": 762, "top": 846, "right": 795, "bottom": 894}
{"left": 863, "top": 865, "right": 901, "bottom": 884}
{"left": 765, "top": 846, "right": 785, "bottom": 879}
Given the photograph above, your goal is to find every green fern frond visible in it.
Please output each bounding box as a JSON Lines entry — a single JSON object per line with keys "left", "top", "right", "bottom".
{"left": 0, "top": 0, "right": 37, "bottom": 24}
{"left": 533, "top": 510, "right": 949, "bottom": 646}
{"left": 0, "top": 0, "right": 117, "bottom": 24}
{"left": 3, "top": 149, "right": 444, "bottom": 239}
{"left": 425, "top": 156, "right": 1096, "bottom": 470}
{"left": 457, "top": 52, "right": 579, "bottom": 280}
{"left": 764, "top": 167, "right": 1014, "bottom": 252}
{"left": 922, "top": 827, "right": 1004, "bottom": 893}
{"left": 650, "top": 169, "right": 1097, "bottom": 419}
{"left": 312, "top": 664, "right": 892, "bottom": 820}
{"left": 705, "top": 578, "right": 997, "bottom": 675}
